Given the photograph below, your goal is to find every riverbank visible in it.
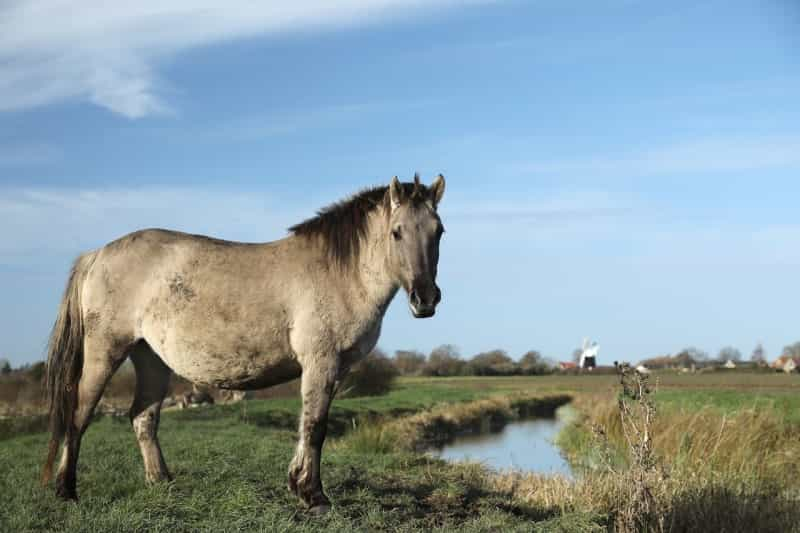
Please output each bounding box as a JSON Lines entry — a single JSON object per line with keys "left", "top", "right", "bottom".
{"left": 336, "top": 394, "right": 571, "bottom": 455}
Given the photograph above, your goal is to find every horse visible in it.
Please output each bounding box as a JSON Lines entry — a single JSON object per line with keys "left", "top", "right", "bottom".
{"left": 41, "top": 174, "right": 446, "bottom": 513}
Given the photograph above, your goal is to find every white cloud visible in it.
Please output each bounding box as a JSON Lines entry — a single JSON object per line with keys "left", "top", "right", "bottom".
{"left": 517, "top": 135, "right": 800, "bottom": 178}
{"left": 0, "top": 1, "right": 493, "bottom": 118}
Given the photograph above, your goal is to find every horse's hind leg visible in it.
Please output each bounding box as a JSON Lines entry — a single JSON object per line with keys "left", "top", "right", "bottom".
{"left": 129, "top": 342, "right": 172, "bottom": 483}
{"left": 55, "top": 336, "right": 127, "bottom": 500}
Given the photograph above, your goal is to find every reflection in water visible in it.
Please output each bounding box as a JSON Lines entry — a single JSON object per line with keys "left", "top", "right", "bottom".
{"left": 436, "top": 406, "right": 573, "bottom": 476}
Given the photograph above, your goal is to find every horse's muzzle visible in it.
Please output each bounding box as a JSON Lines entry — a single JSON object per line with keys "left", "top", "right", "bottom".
{"left": 409, "top": 285, "right": 441, "bottom": 318}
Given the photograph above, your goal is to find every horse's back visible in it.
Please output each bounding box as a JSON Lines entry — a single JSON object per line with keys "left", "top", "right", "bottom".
{"left": 82, "top": 228, "right": 301, "bottom": 388}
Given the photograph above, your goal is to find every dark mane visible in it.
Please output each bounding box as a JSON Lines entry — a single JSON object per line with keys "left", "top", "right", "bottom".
{"left": 289, "top": 181, "right": 431, "bottom": 266}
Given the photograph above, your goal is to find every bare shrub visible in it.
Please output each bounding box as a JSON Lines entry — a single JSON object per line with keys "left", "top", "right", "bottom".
{"left": 466, "top": 349, "right": 517, "bottom": 376}
{"left": 519, "top": 350, "right": 554, "bottom": 375}
{"left": 339, "top": 348, "right": 398, "bottom": 397}
{"left": 393, "top": 350, "right": 426, "bottom": 375}
{"left": 422, "top": 344, "right": 464, "bottom": 376}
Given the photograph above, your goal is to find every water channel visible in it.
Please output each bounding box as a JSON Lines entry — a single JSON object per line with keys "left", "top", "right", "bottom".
{"left": 435, "top": 405, "right": 574, "bottom": 476}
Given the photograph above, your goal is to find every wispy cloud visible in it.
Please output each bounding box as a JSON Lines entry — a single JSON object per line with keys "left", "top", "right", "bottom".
{"left": 516, "top": 135, "right": 800, "bottom": 178}
{"left": 196, "top": 100, "right": 435, "bottom": 142}
{"left": 0, "top": 1, "right": 493, "bottom": 118}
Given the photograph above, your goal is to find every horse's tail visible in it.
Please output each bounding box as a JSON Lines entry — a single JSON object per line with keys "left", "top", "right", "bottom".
{"left": 41, "top": 252, "right": 96, "bottom": 485}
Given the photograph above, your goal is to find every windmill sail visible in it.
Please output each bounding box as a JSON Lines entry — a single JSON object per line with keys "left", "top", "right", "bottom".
{"left": 579, "top": 338, "right": 599, "bottom": 369}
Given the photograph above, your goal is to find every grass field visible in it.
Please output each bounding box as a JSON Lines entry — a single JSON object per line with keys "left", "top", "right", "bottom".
{"left": 1, "top": 373, "right": 798, "bottom": 531}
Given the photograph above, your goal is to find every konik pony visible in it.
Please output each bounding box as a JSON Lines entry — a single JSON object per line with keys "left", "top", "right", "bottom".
{"left": 42, "top": 175, "right": 445, "bottom": 513}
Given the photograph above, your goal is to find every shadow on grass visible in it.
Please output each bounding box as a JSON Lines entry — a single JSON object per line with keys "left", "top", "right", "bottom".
{"left": 327, "top": 459, "right": 564, "bottom": 527}
{"left": 661, "top": 482, "right": 799, "bottom": 533}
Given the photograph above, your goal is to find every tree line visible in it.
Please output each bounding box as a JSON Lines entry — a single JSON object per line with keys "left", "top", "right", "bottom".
{"left": 391, "top": 345, "right": 554, "bottom": 377}
{"left": 637, "top": 341, "right": 800, "bottom": 369}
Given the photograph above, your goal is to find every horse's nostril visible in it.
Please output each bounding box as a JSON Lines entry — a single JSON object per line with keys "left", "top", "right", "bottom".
{"left": 434, "top": 287, "right": 442, "bottom": 304}
{"left": 410, "top": 290, "right": 420, "bottom": 306}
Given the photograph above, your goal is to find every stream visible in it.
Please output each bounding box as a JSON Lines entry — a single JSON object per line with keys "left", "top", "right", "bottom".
{"left": 434, "top": 405, "right": 574, "bottom": 476}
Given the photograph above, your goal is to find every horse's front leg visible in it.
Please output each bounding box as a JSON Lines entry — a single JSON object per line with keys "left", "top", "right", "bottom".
{"left": 288, "top": 357, "right": 338, "bottom": 513}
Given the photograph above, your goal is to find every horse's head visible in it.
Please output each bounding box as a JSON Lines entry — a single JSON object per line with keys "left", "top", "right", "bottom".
{"left": 386, "top": 174, "right": 446, "bottom": 318}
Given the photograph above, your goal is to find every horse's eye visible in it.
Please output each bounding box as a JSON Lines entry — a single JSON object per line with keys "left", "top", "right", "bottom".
{"left": 392, "top": 228, "right": 402, "bottom": 241}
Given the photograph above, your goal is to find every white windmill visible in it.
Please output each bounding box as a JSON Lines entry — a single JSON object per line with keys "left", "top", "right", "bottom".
{"left": 579, "top": 338, "right": 599, "bottom": 370}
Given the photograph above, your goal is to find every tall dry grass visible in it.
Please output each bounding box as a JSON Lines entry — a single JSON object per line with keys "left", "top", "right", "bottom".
{"left": 492, "top": 468, "right": 798, "bottom": 532}
{"left": 496, "top": 366, "right": 800, "bottom": 532}
{"left": 565, "top": 391, "right": 800, "bottom": 483}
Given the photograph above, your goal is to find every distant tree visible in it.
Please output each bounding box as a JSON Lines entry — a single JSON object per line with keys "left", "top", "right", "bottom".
{"left": 781, "top": 341, "right": 800, "bottom": 359}
{"left": 640, "top": 349, "right": 702, "bottom": 369}
{"left": 423, "top": 344, "right": 465, "bottom": 376}
{"left": 679, "top": 347, "right": 708, "bottom": 363}
{"left": 640, "top": 353, "right": 682, "bottom": 369}
{"left": 751, "top": 343, "right": 766, "bottom": 364}
{"left": 0, "top": 358, "right": 10, "bottom": 375}
{"left": 393, "top": 350, "right": 426, "bottom": 375}
{"left": 672, "top": 351, "right": 696, "bottom": 368}
{"left": 519, "top": 350, "right": 542, "bottom": 369}
{"left": 467, "top": 350, "right": 516, "bottom": 376}
{"left": 519, "top": 350, "right": 552, "bottom": 375}
{"left": 26, "top": 361, "right": 46, "bottom": 381}
{"left": 717, "top": 346, "right": 742, "bottom": 363}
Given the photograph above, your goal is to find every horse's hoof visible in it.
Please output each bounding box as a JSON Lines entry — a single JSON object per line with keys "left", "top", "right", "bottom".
{"left": 145, "top": 472, "right": 173, "bottom": 484}
{"left": 308, "top": 503, "right": 331, "bottom": 516}
{"left": 54, "top": 485, "right": 77, "bottom": 502}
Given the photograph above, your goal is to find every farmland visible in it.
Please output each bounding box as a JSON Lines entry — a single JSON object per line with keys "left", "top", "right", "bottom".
{"left": 1, "top": 372, "right": 799, "bottom": 532}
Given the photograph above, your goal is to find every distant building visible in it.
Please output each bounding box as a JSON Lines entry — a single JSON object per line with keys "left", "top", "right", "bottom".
{"left": 723, "top": 360, "right": 737, "bottom": 369}
{"left": 772, "top": 355, "right": 798, "bottom": 374}
{"left": 559, "top": 362, "right": 577, "bottom": 371}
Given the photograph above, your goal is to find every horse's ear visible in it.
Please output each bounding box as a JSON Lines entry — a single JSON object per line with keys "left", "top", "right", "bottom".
{"left": 389, "top": 176, "right": 404, "bottom": 210}
{"left": 429, "top": 174, "right": 445, "bottom": 208}
{"left": 412, "top": 173, "right": 421, "bottom": 198}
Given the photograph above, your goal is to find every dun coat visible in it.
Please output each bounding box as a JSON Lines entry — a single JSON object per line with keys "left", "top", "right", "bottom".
{"left": 41, "top": 174, "right": 446, "bottom": 512}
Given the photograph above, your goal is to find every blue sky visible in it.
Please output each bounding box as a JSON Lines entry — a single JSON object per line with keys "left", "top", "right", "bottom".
{"left": 2, "top": 0, "right": 800, "bottom": 366}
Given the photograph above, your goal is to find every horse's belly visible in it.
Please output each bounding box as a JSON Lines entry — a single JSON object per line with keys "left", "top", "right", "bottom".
{"left": 166, "top": 350, "right": 302, "bottom": 390}
{"left": 148, "top": 325, "right": 301, "bottom": 390}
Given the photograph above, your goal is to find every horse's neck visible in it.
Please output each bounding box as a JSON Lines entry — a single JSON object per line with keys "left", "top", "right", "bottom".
{"left": 351, "top": 215, "right": 399, "bottom": 319}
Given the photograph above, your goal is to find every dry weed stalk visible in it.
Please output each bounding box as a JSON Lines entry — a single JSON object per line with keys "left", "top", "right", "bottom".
{"left": 613, "top": 363, "right": 666, "bottom": 533}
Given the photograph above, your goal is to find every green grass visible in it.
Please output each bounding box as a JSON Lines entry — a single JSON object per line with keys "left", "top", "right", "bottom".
{"left": 0, "top": 380, "right": 577, "bottom": 532}
{"left": 2, "top": 416, "right": 559, "bottom": 532}
{"left": 1, "top": 372, "right": 799, "bottom": 531}
{"left": 653, "top": 389, "right": 800, "bottom": 422}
